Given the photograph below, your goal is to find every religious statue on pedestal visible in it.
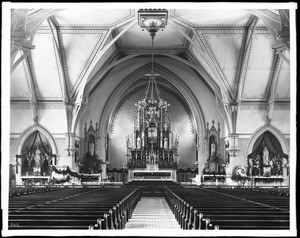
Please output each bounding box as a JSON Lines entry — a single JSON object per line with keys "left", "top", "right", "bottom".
{"left": 164, "top": 138, "right": 168, "bottom": 150}
{"left": 89, "top": 142, "right": 95, "bottom": 156}
{"left": 263, "top": 146, "right": 269, "bottom": 166}
{"left": 210, "top": 142, "right": 216, "bottom": 157}
{"left": 34, "top": 146, "right": 41, "bottom": 175}
{"left": 137, "top": 137, "right": 141, "bottom": 150}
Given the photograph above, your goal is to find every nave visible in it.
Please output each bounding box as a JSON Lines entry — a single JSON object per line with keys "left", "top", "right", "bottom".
{"left": 8, "top": 181, "right": 289, "bottom": 231}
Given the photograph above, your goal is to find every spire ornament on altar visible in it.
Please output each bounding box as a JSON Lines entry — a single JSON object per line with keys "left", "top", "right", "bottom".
{"left": 126, "top": 9, "right": 178, "bottom": 171}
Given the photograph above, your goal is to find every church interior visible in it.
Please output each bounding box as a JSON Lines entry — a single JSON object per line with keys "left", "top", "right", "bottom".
{"left": 3, "top": 3, "right": 296, "bottom": 235}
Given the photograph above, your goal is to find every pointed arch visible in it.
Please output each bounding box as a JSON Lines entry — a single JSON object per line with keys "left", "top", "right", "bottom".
{"left": 16, "top": 124, "right": 58, "bottom": 155}
{"left": 245, "top": 124, "right": 289, "bottom": 157}
{"left": 96, "top": 63, "right": 206, "bottom": 164}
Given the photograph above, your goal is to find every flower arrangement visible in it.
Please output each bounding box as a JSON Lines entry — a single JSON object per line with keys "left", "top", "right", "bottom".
{"left": 231, "top": 165, "right": 250, "bottom": 185}
{"left": 78, "top": 152, "right": 104, "bottom": 174}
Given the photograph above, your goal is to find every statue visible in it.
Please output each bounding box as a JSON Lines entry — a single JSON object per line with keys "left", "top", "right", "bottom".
{"left": 164, "top": 138, "right": 168, "bottom": 150}
{"left": 34, "top": 146, "right": 41, "bottom": 175}
{"left": 89, "top": 142, "right": 95, "bottom": 156}
{"left": 254, "top": 155, "right": 261, "bottom": 176}
{"left": 263, "top": 146, "right": 269, "bottom": 166}
{"left": 174, "top": 135, "right": 179, "bottom": 148}
{"left": 126, "top": 136, "right": 131, "bottom": 148}
{"left": 211, "top": 142, "right": 216, "bottom": 156}
{"left": 137, "top": 137, "right": 141, "bottom": 149}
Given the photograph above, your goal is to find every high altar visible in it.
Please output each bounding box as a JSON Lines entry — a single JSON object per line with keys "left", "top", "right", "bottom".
{"left": 125, "top": 78, "right": 179, "bottom": 181}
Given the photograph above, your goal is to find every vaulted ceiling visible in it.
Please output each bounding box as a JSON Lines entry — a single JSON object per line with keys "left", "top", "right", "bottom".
{"left": 10, "top": 8, "right": 291, "bottom": 106}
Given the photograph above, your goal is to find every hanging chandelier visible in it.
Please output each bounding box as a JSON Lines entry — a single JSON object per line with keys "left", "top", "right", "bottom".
{"left": 135, "top": 9, "right": 171, "bottom": 135}
{"left": 125, "top": 10, "right": 178, "bottom": 171}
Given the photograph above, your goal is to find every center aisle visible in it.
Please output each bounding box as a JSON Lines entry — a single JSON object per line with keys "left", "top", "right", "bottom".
{"left": 125, "top": 197, "right": 181, "bottom": 229}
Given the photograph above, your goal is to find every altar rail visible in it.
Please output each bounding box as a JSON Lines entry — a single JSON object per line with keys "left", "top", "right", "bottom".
{"left": 128, "top": 170, "right": 176, "bottom": 182}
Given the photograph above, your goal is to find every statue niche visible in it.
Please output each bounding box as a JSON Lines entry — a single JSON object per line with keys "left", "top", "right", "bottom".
{"left": 204, "top": 120, "right": 223, "bottom": 173}
{"left": 79, "top": 120, "right": 103, "bottom": 174}
{"left": 84, "top": 120, "right": 98, "bottom": 156}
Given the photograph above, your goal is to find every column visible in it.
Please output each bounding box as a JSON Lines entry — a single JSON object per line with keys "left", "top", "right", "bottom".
{"left": 102, "top": 163, "right": 107, "bottom": 180}
{"left": 16, "top": 156, "right": 22, "bottom": 185}
{"left": 227, "top": 134, "right": 239, "bottom": 157}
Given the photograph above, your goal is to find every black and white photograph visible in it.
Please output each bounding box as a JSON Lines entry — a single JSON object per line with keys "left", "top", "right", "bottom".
{"left": 1, "top": 2, "right": 297, "bottom": 237}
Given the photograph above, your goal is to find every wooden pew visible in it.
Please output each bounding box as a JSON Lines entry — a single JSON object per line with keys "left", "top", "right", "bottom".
{"left": 164, "top": 187, "right": 289, "bottom": 230}
{"left": 9, "top": 187, "right": 141, "bottom": 230}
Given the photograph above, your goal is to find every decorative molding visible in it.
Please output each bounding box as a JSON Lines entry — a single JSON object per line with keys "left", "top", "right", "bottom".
{"left": 59, "top": 29, "right": 108, "bottom": 34}
{"left": 36, "top": 29, "right": 51, "bottom": 34}
{"left": 37, "top": 103, "right": 65, "bottom": 109}
{"left": 253, "top": 29, "right": 270, "bottom": 34}
{"left": 239, "top": 102, "right": 290, "bottom": 110}
{"left": 10, "top": 97, "right": 31, "bottom": 101}
{"left": 197, "top": 29, "right": 245, "bottom": 34}
{"left": 111, "top": 84, "right": 194, "bottom": 136}
{"left": 11, "top": 101, "right": 65, "bottom": 109}
{"left": 240, "top": 105, "right": 268, "bottom": 110}
{"left": 10, "top": 103, "right": 31, "bottom": 109}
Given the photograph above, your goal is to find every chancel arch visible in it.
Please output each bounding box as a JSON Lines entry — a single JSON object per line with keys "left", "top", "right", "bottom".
{"left": 95, "top": 62, "right": 208, "bottom": 172}
{"left": 109, "top": 83, "right": 195, "bottom": 168}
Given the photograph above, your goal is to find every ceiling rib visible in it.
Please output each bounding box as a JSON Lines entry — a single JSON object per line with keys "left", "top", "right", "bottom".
{"left": 266, "top": 54, "right": 282, "bottom": 123}
{"left": 47, "top": 16, "right": 70, "bottom": 102}
{"left": 235, "top": 15, "right": 258, "bottom": 103}
{"left": 23, "top": 53, "right": 39, "bottom": 123}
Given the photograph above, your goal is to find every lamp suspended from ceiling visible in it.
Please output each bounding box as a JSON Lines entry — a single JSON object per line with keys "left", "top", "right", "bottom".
{"left": 125, "top": 9, "right": 179, "bottom": 171}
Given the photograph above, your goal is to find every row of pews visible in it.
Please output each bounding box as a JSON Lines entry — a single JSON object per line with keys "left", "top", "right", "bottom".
{"left": 9, "top": 186, "right": 69, "bottom": 198}
{"left": 9, "top": 187, "right": 141, "bottom": 230}
{"left": 164, "top": 186, "right": 290, "bottom": 230}
{"left": 234, "top": 186, "right": 290, "bottom": 197}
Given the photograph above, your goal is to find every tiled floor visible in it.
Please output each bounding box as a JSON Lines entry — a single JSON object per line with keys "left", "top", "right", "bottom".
{"left": 125, "top": 196, "right": 181, "bottom": 229}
